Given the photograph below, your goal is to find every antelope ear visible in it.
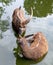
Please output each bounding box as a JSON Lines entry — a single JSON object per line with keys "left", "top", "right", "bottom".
{"left": 19, "top": 6, "right": 21, "bottom": 10}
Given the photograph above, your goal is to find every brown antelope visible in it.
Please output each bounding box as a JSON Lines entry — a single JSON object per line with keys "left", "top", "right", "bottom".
{"left": 12, "top": 7, "right": 33, "bottom": 35}
{"left": 12, "top": 7, "right": 48, "bottom": 60}
{"left": 18, "top": 32, "right": 48, "bottom": 60}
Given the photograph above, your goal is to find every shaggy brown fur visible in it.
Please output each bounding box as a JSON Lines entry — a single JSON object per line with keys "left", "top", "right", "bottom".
{"left": 18, "top": 32, "right": 48, "bottom": 60}
{"left": 12, "top": 7, "right": 32, "bottom": 35}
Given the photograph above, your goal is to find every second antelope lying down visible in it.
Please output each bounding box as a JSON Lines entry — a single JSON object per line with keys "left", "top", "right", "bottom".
{"left": 18, "top": 32, "right": 48, "bottom": 60}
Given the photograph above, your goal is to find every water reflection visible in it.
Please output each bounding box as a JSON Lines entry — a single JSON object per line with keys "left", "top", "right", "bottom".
{"left": 0, "top": 20, "right": 9, "bottom": 31}
{"left": 24, "top": 0, "right": 53, "bottom": 17}
{"left": 0, "top": 20, "right": 10, "bottom": 39}
{"left": 0, "top": 7, "right": 4, "bottom": 18}
{"left": 0, "top": 0, "right": 14, "bottom": 5}
{"left": 0, "top": 0, "right": 16, "bottom": 65}
{"left": 0, "top": 0, "right": 14, "bottom": 18}
{"left": 0, "top": 45, "right": 15, "bottom": 65}
{"left": 0, "top": 0, "right": 14, "bottom": 39}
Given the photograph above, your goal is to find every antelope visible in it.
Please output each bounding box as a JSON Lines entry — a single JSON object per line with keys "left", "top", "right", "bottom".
{"left": 12, "top": 7, "right": 33, "bottom": 35}
{"left": 12, "top": 7, "right": 48, "bottom": 60}
{"left": 18, "top": 32, "right": 48, "bottom": 60}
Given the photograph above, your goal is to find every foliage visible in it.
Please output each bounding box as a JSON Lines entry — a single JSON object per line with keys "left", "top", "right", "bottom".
{"left": 0, "top": 0, "right": 15, "bottom": 39}
{"left": 24, "top": 0, "right": 53, "bottom": 17}
{"left": 0, "top": 0, "right": 15, "bottom": 18}
{"left": 0, "top": 0, "right": 15, "bottom": 5}
{"left": 0, "top": 20, "right": 9, "bottom": 32}
{"left": 0, "top": 7, "right": 4, "bottom": 18}
{"left": 13, "top": 40, "right": 22, "bottom": 57}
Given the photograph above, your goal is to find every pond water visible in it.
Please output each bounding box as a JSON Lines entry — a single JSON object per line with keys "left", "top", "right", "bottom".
{"left": 0, "top": 0, "right": 53, "bottom": 65}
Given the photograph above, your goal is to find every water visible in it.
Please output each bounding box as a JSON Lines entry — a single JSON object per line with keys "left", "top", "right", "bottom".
{"left": 0, "top": 0, "right": 53, "bottom": 65}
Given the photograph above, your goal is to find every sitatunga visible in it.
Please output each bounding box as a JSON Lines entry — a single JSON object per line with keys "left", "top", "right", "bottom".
{"left": 12, "top": 7, "right": 48, "bottom": 60}
{"left": 12, "top": 7, "right": 33, "bottom": 35}
{"left": 18, "top": 32, "right": 48, "bottom": 60}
